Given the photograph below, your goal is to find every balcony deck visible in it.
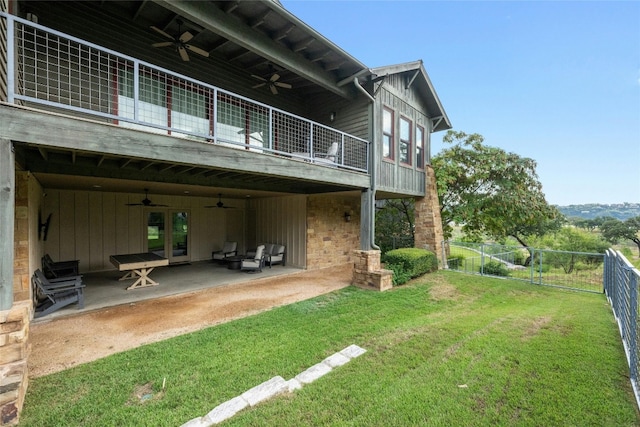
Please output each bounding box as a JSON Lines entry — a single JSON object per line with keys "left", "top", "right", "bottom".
{"left": 1, "top": 12, "right": 369, "bottom": 175}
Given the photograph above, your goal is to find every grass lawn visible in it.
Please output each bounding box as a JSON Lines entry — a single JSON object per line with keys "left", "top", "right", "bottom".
{"left": 20, "top": 271, "right": 639, "bottom": 426}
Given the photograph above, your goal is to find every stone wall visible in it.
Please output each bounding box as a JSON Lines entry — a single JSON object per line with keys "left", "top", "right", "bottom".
{"left": 414, "top": 165, "right": 444, "bottom": 266}
{"left": 0, "top": 302, "right": 31, "bottom": 426}
{"left": 1, "top": 172, "right": 33, "bottom": 426}
{"left": 306, "top": 194, "right": 360, "bottom": 269}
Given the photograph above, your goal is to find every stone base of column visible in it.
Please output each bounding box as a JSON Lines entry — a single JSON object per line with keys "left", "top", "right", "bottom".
{"left": 351, "top": 250, "right": 393, "bottom": 291}
{"left": 0, "top": 301, "right": 31, "bottom": 426}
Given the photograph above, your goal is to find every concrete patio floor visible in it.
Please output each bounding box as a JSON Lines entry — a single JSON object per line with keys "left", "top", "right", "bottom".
{"left": 34, "top": 260, "right": 304, "bottom": 321}
{"left": 28, "top": 262, "right": 354, "bottom": 377}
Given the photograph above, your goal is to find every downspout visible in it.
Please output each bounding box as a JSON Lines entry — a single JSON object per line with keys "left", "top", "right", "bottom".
{"left": 354, "top": 77, "right": 380, "bottom": 250}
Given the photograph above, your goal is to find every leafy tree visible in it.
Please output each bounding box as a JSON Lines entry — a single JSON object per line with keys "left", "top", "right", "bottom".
{"left": 535, "top": 227, "right": 608, "bottom": 273}
{"left": 375, "top": 199, "right": 415, "bottom": 253}
{"left": 432, "top": 131, "right": 562, "bottom": 265}
{"left": 600, "top": 216, "right": 640, "bottom": 254}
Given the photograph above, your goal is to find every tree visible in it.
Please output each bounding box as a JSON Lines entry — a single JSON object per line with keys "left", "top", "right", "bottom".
{"left": 600, "top": 216, "right": 640, "bottom": 254}
{"left": 432, "top": 131, "right": 562, "bottom": 265}
{"left": 375, "top": 199, "right": 415, "bottom": 253}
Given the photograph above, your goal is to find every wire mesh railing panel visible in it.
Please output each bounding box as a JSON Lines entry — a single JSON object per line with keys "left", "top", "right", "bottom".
{"left": 445, "top": 241, "right": 604, "bottom": 293}
{"left": 604, "top": 249, "right": 640, "bottom": 411}
{"left": 4, "top": 12, "right": 370, "bottom": 173}
{"left": 17, "top": 21, "right": 119, "bottom": 115}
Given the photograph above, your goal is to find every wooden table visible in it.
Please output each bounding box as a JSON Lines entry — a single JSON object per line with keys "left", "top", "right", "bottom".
{"left": 109, "top": 253, "right": 169, "bottom": 290}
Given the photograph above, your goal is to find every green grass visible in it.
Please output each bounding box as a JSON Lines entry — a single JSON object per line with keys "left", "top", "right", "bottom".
{"left": 20, "top": 272, "right": 639, "bottom": 426}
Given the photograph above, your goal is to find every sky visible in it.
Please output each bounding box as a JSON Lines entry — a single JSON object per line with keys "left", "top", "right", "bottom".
{"left": 282, "top": 0, "right": 640, "bottom": 206}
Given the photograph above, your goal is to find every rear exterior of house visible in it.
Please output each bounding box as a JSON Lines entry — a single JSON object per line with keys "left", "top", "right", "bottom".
{"left": 0, "top": 0, "right": 450, "bottom": 423}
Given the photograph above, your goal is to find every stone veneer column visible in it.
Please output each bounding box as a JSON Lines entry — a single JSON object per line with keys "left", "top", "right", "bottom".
{"left": 351, "top": 250, "right": 392, "bottom": 291}
{"left": 414, "top": 165, "right": 444, "bottom": 266}
{"left": 0, "top": 171, "right": 31, "bottom": 426}
{"left": 306, "top": 195, "right": 360, "bottom": 269}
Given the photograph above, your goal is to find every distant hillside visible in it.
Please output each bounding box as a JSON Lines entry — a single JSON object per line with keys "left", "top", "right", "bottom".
{"left": 557, "top": 203, "right": 640, "bottom": 220}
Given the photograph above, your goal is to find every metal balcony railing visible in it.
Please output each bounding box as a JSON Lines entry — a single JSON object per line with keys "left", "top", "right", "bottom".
{"left": 1, "top": 12, "right": 369, "bottom": 172}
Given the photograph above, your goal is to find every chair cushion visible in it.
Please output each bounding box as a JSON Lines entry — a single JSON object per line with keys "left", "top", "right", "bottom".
{"left": 254, "top": 245, "right": 265, "bottom": 260}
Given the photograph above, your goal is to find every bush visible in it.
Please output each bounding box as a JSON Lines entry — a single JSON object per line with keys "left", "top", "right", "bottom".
{"left": 447, "top": 255, "right": 465, "bottom": 270}
{"left": 482, "top": 261, "right": 509, "bottom": 277}
{"left": 383, "top": 248, "right": 438, "bottom": 286}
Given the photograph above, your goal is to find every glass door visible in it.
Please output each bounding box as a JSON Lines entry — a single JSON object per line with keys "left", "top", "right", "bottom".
{"left": 146, "top": 210, "right": 190, "bottom": 263}
{"left": 169, "top": 211, "right": 190, "bottom": 264}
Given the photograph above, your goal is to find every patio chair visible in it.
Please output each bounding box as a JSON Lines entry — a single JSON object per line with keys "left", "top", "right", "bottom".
{"left": 42, "top": 254, "right": 80, "bottom": 279}
{"left": 267, "top": 244, "right": 286, "bottom": 267}
{"left": 241, "top": 245, "right": 265, "bottom": 273}
{"left": 32, "top": 269, "right": 85, "bottom": 318}
{"left": 313, "top": 142, "right": 339, "bottom": 165}
{"left": 212, "top": 241, "right": 238, "bottom": 262}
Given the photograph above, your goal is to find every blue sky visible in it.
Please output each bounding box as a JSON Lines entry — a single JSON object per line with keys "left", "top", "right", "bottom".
{"left": 282, "top": 1, "right": 640, "bottom": 206}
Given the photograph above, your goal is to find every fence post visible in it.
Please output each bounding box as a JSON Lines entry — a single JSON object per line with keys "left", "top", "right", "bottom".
{"left": 630, "top": 268, "right": 639, "bottom": 395}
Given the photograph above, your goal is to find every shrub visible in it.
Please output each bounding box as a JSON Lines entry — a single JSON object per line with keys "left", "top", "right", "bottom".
{"left": 447, "top": 255, "right": 465, "bottom": 270}
{"left": 383, "top": 248, "right": 438, "bottom": 286}
{"left": 482, "top": 261, "right": 509, "bottom": 277}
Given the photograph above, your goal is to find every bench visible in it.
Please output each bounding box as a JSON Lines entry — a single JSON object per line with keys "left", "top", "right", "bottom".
{"left": 42, "top": 254, "right": 79, "bottom": 279}
{"left": 32, "top": 269, "right": 85, "bottom": 318}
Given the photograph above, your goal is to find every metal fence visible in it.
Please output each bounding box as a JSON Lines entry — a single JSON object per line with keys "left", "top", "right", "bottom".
{"left": 1, "top": 12, "right": 369, "bottom": 172}
{"left": 604, "top": 249, "right": 640, "bottom": 409}
{"left": 444, "top": 241, "right": 604, "bottom": 293}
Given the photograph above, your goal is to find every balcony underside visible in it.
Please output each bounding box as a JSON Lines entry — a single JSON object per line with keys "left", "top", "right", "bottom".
{"left": 3, "top": 105, "right": 370, "bottom": 196}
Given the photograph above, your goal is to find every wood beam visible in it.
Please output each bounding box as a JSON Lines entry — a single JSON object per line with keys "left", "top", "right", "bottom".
{"left": 153, "top": 0, "right": 354, "bottom": 99}
{"left": 0, "top": 139, "right": 14, "bottom": 310}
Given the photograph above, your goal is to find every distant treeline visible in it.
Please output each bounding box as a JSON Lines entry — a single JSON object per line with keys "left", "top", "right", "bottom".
{"left": 557, "top": 203, "right": 640, "bottom": 220}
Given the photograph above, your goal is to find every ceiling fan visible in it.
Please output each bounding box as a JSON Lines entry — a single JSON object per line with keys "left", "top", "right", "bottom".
{"left": 205, "top": 193, "right": 236, "bottom": 209}
{"left": 150, "top": 19, "right": 209, "bottom": 62}
{"left": 251, "top": 71, "right": 292, "bottom": 95}
{"left": 126, "top": 189, "right": 168, "bottom": 207}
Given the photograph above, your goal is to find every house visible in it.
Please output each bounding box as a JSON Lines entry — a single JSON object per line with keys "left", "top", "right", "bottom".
{"left": 0, "top": 0, "right": 450, "bottom": 423}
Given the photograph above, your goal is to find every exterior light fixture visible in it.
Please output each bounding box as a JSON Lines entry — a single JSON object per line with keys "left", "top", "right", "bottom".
{"left": 344, "top": 212, "right": 351, "bottom": 222}
{"left": 330, "top": 112, "right": 336, "bottom": 122}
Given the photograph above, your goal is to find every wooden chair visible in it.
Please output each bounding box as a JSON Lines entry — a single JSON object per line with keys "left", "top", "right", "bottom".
{"left": 42, "top": 254, "right": 79, "bottom": 279}
{"left": 32, "top": 269, "right": 85, "bottom": 318}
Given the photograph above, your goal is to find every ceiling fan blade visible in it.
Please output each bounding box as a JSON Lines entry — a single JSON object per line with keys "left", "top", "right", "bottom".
{"left": 252, "top": 82, "right": 267, "bottom": 89}
{"left": 179, "top": 31, "right": 194, "bottom": 43}
{"left": 270, "top": 84, "right": 278, "bottom": 95}
{"left": 150, "top": 26, "right": 174, "bottom": 40}
{"left": 251, "top": 74, "right": 267, "bottom": 82}
{"left": 178, "top": 46, "right": 190, "bottom": 61}
{"left": 152, "top": 41, "right": 174, "bottom": 48}
{"left": 125, "top": 203, "right": 142, "bottom": 206}
{"left": 274, "top": 82, "right": 292, "bottom": 89}
{"left": 185, "top": 44, "right": 210, "bottom": 57}
{"left": 270, "top": 73, "right": 280, "bottom": 82}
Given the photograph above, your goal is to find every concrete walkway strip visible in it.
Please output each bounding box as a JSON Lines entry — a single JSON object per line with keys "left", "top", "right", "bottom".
{"left": 180, "top": 345, "right": 366, "bottom": 427}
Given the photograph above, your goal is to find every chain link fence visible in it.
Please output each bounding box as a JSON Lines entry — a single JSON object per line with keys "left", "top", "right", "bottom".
{"left": 443, "top": 241, "right": 604, "bottom": 293}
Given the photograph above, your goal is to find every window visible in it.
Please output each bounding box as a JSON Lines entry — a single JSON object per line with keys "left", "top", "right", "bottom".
{"left": 117, "top": 67, "right": 210, "bottom": 140}
{"left": 399, "top": 116, "right": 412, "bottom": 165}
{"left": 416, "top": 124, "right": 425, "bottom": 169}
{"left": 382, "top": 107, "right": 394, "bottom": 160}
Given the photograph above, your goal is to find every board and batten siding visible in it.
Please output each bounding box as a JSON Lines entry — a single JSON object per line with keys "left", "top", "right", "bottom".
{"left": 248, "top": 195, "right": 306, "bottom": 268}
{"left": 375, "top": 85, "right": 430, "bottom": 196}
{"left": 42, "top": 189, "right": 238, "bottom": 272}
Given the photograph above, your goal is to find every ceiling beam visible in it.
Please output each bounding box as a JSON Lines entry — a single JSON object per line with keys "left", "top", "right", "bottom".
{"left": 152, "top": 0, "right": 354, "bottom": 99}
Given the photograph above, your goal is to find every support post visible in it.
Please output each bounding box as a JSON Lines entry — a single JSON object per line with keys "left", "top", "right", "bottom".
{"left": 0, "top": 139, "right": 14, "bottom": 311}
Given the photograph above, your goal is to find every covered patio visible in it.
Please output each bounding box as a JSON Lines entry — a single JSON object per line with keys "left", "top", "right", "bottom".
{"left": 33, "top": 261, "right": 304, "bottom": 322}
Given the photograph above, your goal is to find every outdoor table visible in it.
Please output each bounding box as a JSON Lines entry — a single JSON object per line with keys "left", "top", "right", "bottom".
{"left": 225, "top": 255, "right": 244, "bottom": 270}
{"left": 109, "top": 252, "right": 169, "bottom": 290}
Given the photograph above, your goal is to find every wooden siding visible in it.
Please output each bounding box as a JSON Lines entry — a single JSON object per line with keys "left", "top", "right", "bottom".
{"left": 249, "top": 195, "right": 307, "bottom": 268}
{"left": 375, "top": 85, "right": 431, "bottom": 196}
{"left": 42, "top": 189, "right": 244, "bottom": 272}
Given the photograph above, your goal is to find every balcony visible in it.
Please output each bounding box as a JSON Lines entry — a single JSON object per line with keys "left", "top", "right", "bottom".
{"left": 1, "top": 12, "right": 369, "bottom": 173}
